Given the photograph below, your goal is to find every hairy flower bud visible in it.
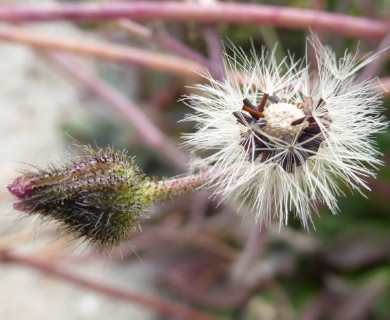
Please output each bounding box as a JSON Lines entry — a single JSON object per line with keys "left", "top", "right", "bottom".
{"left": 8, "top": 147, "right": 159, "bottom": 246}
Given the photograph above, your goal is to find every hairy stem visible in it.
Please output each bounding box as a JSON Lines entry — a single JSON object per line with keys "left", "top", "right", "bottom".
{"left": 154, "top": 173, "right": 210, "bottom": 200}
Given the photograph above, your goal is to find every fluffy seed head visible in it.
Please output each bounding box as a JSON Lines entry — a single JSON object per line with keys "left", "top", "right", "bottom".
{"left": 183, "top": 37, "right": 388, "bottom": 228}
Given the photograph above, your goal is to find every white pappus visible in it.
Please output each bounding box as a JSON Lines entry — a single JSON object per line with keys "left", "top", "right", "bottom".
{"left": 182, "top": 36, "right": 388, "bottom": 229}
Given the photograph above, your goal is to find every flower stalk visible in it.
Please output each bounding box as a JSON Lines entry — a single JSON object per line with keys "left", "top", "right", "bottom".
{"left": 7, "top": 146, "right": 207, "bottom": 247}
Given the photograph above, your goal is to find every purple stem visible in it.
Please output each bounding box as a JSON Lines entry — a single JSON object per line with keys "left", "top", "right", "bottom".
{"left": 204, "top": 25, "right": 225, "bottom": 81}
{"left": 0, "top": 249, "right": 223, "bottom": 320}
{"left": 0, "top": 2, "right": 388, "bottom": 39}
{"left": 119, "top": 19, "right": 209, "bottom": 66}
{"left": 46, "top": 51, "right": 188, "bottom": 169}
{"left": 231, "top": 224, "right": 267, "bottom": 282}
{"left": 0, "top": 25, "right": 205, "bottom": 78}
{"left": 379, "top": 77, "right": 390, "bottom": 94}
{"left": 359, "top": 31, "right": 390, "bottom": 82}
{"left": 155, "top": 31, "right": 210, "bottom": 66}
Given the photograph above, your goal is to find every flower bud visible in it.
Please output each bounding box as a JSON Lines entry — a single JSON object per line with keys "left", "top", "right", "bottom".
{"left": 8, "top": 147, "right": 156, "bottom": 246}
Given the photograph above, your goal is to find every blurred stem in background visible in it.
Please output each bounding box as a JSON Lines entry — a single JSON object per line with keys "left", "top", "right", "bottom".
{"left": 0, "top": 1, "right": 389, "bottom": 320}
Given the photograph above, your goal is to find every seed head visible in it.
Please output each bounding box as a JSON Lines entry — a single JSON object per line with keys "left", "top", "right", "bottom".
{"left": 183, "top": 37, "right": 388, "bottom": 228}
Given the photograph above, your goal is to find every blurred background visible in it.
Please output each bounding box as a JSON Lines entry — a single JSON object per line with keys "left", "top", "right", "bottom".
{"left": 0, "top": 0, "right": 389, "bottom": 319}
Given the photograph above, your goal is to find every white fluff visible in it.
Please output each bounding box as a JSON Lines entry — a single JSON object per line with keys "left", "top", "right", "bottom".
{"left": 182, "top": 36, "right": 388, "bottom": 228}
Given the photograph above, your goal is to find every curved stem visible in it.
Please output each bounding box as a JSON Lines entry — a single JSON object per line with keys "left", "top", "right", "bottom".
{"left": 0, "top": 249, "right": 223, "bottom": 320}
{"left": 46, "top": 51, "right": 189, "bottom": 170}
{"left": 0, "top": 2, "right": 388, "bottom": 39}
{"left": 0, "top": 25, "right": 388, "bottom": 97}
{"left": 0, "top": 25, "right": 205, "bottom": 79}
{"left": 359, "top": 31, "right": 390, "bottom": 81}
{"left": 118, "top": 19, "right": 209, "bottom": 66}
{"left": 204, "top": 25, "right": 225, "bottom": 81}
{"left": 131, "top": 225, "right": 238, "bottom": 261}
{"left": 231, "top": 224, "right": 267, "bottom": 283}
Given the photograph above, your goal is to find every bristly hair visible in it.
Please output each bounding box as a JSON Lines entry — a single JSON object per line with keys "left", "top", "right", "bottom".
{"left": 182, "top": 36, "right": 388, "bottom": 228}
{"left": 8, "top": 145, "right": 210, "bottom": 247}
{"left": 8, "top": 146, "right": 154, "bottom": 247}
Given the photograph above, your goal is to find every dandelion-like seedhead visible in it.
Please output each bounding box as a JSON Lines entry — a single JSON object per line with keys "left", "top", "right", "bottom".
{"left": 183, "top": 37, "right": 388, "bottom": 228}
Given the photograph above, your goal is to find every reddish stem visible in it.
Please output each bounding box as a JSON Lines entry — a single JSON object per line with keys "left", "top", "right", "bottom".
{"left": 204, "top": 25, "right": 225, "bottom": 80}
{"left": 231, "top": 225, "right": 267, "bottom": 282}
{"left": 379, "top": 77, "right": 390, "bottom": 94}
{"left": 46, "top": 51, "right": 189, "bottom": 169}
{"left": 359, "top": 31, "right": 390, "bottom": 82}
{"left": 0, "top": 249, "right": 224, "bottom": 320}
{"left": 0, "top": 2, "right": 388, "bottom": 39}
{"left": 0, "top": 25, "right": 388, "bottom": 97}
{"left": 0, "top": 25, "right": 205, "bottom": 79}
{"left": 133, "top": 225, "right": 238, "bottom": 261}
{"left": 118, "top": 19, "right": 209, "bottom": 66}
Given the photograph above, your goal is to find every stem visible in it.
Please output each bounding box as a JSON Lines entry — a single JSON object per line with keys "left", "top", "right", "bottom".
{"left": 154, "top": 173, "right": 210, "bottom": 200}
{"left": 0, "top": 25, "right": 205, "bottom": 79}
{"left": 0, "top": 2, "right": 387, "bottom": 39}
{"left": 359, "top": 31, "right": 390, "bottom": 82}
{"left": 379, "top": 77, "right": 390, "bottom": 95}
{"left": 204, "top": 25, "right": 225, "bottom": 81}
{"left": 46, "top": 51, "right": 189, "bottom": 170}
{"left": 0, "top": 249, "right": 224, "bottom": 320}
{"left": 231, "top": 224, "right": 267, "bottom": 283}
{"left": 0, "top": 25, "right": 388, "bottom": 96}
{"left": 147, "top": 79, "right": 180, "bottom": 110}
{"left": 118, "top": 19, "right": 209, "bottom": 66}
{"left": 131, "top": 226, "right": 238, "bottom": 261}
